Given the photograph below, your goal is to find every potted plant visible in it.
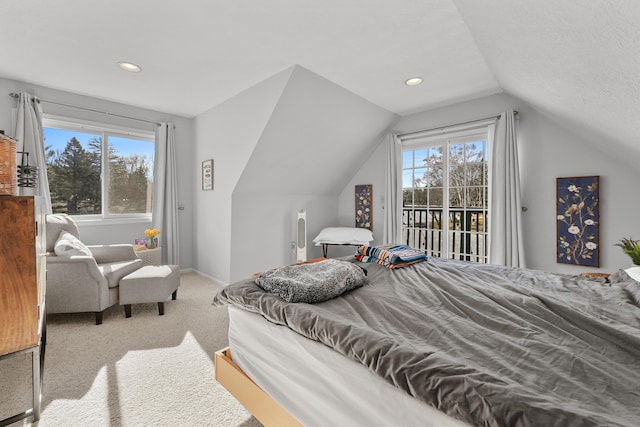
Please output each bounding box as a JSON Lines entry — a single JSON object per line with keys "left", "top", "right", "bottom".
{"left": 614, "top": 237, "right": 640, "bottom": 265}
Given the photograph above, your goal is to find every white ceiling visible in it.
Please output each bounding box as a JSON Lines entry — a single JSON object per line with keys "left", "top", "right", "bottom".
{"left": 453, "top": 0, "right": 640, "bottom": 160}
{"left": 1, "top": 0, "right": 500, "bottom": 118}
{"left": 1, "top": 0, "right": 638, "bottom": 157}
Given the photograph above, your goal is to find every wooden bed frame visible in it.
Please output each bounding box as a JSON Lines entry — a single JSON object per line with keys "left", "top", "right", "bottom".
{"left": 214, "top": 347, "right": 302, "bottom": 427}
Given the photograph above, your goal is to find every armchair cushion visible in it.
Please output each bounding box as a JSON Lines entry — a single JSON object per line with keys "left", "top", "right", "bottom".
{"left": 54, "top": 230, "right": 93, "bottom": 257}
{"left": 88, "top": 244, "right": 140, "bottom": 264}
{"left": 99, "top": 259, "right": 144, "bottom": 288}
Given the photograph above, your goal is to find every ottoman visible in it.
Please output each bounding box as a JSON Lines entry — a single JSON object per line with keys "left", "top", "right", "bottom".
{"left": 119, "top": 265, "right": 180, "bottom": 317}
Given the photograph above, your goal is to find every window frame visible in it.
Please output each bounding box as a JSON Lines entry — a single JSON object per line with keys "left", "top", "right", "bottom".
{"left": 43, "top": 114, "right": 156, "bottom": 224}
{"left": 401, "top": 124, "right": 491, "bottom": 263}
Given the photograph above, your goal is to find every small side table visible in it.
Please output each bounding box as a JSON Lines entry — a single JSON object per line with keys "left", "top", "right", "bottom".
{"left": 135, "top": 247, "right": 161, "bottom": 266}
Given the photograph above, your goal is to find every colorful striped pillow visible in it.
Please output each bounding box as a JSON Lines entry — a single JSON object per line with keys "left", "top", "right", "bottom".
{"left": 355, "top": 244, "right": 426, "bottom": 269}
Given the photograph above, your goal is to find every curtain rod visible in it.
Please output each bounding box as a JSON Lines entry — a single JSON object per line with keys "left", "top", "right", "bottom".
{"left": 398, "top": 110, "right": 518, "bottom": 139}
{"left": 9, "top": 92, "right": 161, "bottom": 126}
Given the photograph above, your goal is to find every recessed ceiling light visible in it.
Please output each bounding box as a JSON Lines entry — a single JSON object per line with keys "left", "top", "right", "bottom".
{"left": 405, "top": 77, "right": 423, "bottom": 86}
{"left": 118, "top": 62, "right": 142, "bottom": 73}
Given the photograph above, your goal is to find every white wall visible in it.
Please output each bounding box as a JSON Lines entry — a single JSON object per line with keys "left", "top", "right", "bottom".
{"left": 334, "top": 133, "right": 390, "bottom": 258}
{"left": 516, "top": 104, "right": 640, "bottom": 274}
{"left": 341, "top": 92, "right": 640, "bottom": 274}
{"left": 0, "top": 77, "right": 195, "bottom": 270}
{"left": 230, "top": 194, "right": 337, "bottom": 282}
{"left": 193, "top": 68, "right": 294, "bottom": 284}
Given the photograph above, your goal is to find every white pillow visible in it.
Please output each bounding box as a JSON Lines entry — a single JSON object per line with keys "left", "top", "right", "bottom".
{"left": 624, "top": 266, "right": 640, "bottom": 282}
{"left": 313, "top": 227, "right": 374, "bottom": 246}
{"left": 54, "top": 230, "right": 92, "bottom": 257}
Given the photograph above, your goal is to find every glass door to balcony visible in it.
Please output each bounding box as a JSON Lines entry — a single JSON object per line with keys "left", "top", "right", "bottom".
{"left": 402, "top": 130, "right": 489, "bottom": 263}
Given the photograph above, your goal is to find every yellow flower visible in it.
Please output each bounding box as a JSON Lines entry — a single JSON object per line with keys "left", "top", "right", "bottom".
{"left": 144, "top": 228, "right": 160, "bottom": 238}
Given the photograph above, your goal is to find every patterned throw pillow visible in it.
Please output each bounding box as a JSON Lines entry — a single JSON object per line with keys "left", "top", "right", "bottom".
{"left": 54, "top": 230, "right": 93, "bottom": 257}
{"left": 355, "top": 244, "right": 427, "bottom": 269}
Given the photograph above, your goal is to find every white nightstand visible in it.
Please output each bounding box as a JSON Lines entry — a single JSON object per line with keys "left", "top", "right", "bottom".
{"left": 135, "top": 247, "right": 161, "bottom": 266}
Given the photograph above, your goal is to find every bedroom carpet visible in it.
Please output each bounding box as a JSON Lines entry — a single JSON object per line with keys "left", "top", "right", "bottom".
{"left": 0, "top": 272, "right": 262, "bottom": 427}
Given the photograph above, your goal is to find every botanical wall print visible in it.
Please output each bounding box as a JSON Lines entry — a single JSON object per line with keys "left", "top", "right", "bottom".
{"left": 355, "top": 184, "right": 373, "bottom": 230}
{"left": 556, "top": 176, "right": 600, "bottom": 267}
{"left": 202, "top": 159, "right": 213, "bottom": 190}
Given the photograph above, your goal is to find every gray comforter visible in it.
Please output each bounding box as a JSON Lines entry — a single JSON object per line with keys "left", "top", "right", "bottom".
{"left": 212, "top": 258, "right": 640, "bottom": 426}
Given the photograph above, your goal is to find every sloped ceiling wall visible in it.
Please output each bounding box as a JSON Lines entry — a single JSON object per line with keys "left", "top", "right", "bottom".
{"left": 234, "top": 65, "right": 398, "bottom": 196}
{"left": 229, "top": 65, "right": 398, "bottom": 282}
{"left": 193, "top": 67, "right": 294, "bottom": 284}
{"left": 453, "top": 0, "right": 640, "bottom": 167}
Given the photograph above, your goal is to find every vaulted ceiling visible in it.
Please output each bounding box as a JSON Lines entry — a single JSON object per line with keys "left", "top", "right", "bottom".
{"left": 2, "top": 1, "right": 638, "bottom": 156}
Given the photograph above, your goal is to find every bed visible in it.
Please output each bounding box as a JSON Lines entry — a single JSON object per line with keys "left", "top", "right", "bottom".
{"left": 212, "top": 256, "right": 640, "bottom": 426}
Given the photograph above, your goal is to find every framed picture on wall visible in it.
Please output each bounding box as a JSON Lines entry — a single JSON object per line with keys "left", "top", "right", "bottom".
{"left": 202, "top": 159, "right": 213, "bottom": 190}
{"left": 355, "top": 184, "right": 372, "bottom": 230}
{"left": 556, "top": 175, "right": 600, "bottom": 267}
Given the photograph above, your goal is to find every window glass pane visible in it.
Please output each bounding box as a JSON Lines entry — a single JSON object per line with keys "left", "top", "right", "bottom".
{"left": 44, "top": 128, "right": 102, "bottom": 214}
{"left": 449, "top": 143, "right": 465, "bottom": 164}
{"left": 447, "top": 230, "right": 459, "bottom": 259}
{"left": 465, "top": 141, "right": 484, "bottom": 162}
{"left": 466, "top": 162, "right": 484, "bottom": 186}
{"left": 403, "top": 208, "right": 413, "bottom": 227}
{"left": 449, "top": 164, "right": 464, "bottom": 187}
{"left": 484, "top": 163, "right": 488, "bottom": 186}
{"left": 427, "top": 234, "right": 442, "bottom": 257}
{"left": 449, "top": 187, "right": 464, "bottom": 208}
{"left": 402, "top": 169, "right": 414, "bottom": 188}
{"left": 428, "top": 187, "right": 443, "bottom": 207}
{"left": 402, "top": 150, "right": 413, "bottom": 169}
{"left": 427, "top": 146, "right": 443, "bottom": 166}
{"left": 413, "top": 168, "right": 427, "bottom": 187}
{"left": 449, "top": 211, "right": 463, "bottom": 230}
{"left": 412, "top": 207, "right": 428, "bottom": 228}
{"left": 474, "top": 211, "right": 486, "bottom": 232}
{"left": 427, "top": 166, "right": 443, "bottom": 187}
{"left": 414, "top": 148, "right": 428, "bottom": 167}
{"left": 414, "top": 188, "right": 427, "bottom": 206}
{"left": 405, "top": 227, "right": 419, "bottom": 248}
{"left": 107, "top": 136, "right": 155, "bottom": 214}
{"left": 427, "top": 209, "right": 443, "bottom": 230}
{"left": 466, "top": 187, "right": 483, "bottom": 208}
{"left": 402, "top": 188, "right": 413, "bottom": 207}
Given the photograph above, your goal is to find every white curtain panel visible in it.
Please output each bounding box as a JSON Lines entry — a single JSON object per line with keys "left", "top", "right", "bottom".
{"left": 153, "top": 123, "right": 179, "bottom": 265}
{"left": 14, "top": 92, "right": 52, "bottom": 213}
{"left": 383, "top": 133, "right": 402, "bottom": 244}
{"left": 489, "top": 109, "right": 525, "bottom": 267}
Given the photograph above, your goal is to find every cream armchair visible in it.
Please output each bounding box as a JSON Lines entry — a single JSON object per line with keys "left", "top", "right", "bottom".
{"left": 45, "top": 214, "right": 143, "bottom": 324}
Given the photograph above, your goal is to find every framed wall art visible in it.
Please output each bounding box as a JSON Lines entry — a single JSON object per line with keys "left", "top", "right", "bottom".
{"left": 202, "top": 159, "right": 213, "bottom": 190}
{"left": 556, "top": 175, "right": 600, "bottom": 267}
{"left": 355, "top": 184, "right": 372, "bottom": 230}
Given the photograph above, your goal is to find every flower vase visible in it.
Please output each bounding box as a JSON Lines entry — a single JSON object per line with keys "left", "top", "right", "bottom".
{"left": 147, "top": 238, "right": 156, "bottom": 249}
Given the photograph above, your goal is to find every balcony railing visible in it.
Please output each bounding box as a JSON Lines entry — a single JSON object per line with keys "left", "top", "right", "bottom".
{"left": 402, "top": 207, "right": 487, "bottom": 263}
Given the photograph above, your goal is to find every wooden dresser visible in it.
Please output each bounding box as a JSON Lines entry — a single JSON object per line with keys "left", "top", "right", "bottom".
{"left": 0, "top": 195, "right": 46, "bottom": 426}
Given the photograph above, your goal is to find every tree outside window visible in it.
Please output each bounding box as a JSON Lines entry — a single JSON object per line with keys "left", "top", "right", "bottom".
{"left": 43, "top": 121, "right": 154, "bottom": 217}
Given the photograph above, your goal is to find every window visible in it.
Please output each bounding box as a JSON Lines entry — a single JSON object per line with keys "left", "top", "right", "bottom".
{"left": 43, "top": 117, "right": 155, "bottom": 218}
{"left": 402, "top": 126, "right": 490, "bottom": 263}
